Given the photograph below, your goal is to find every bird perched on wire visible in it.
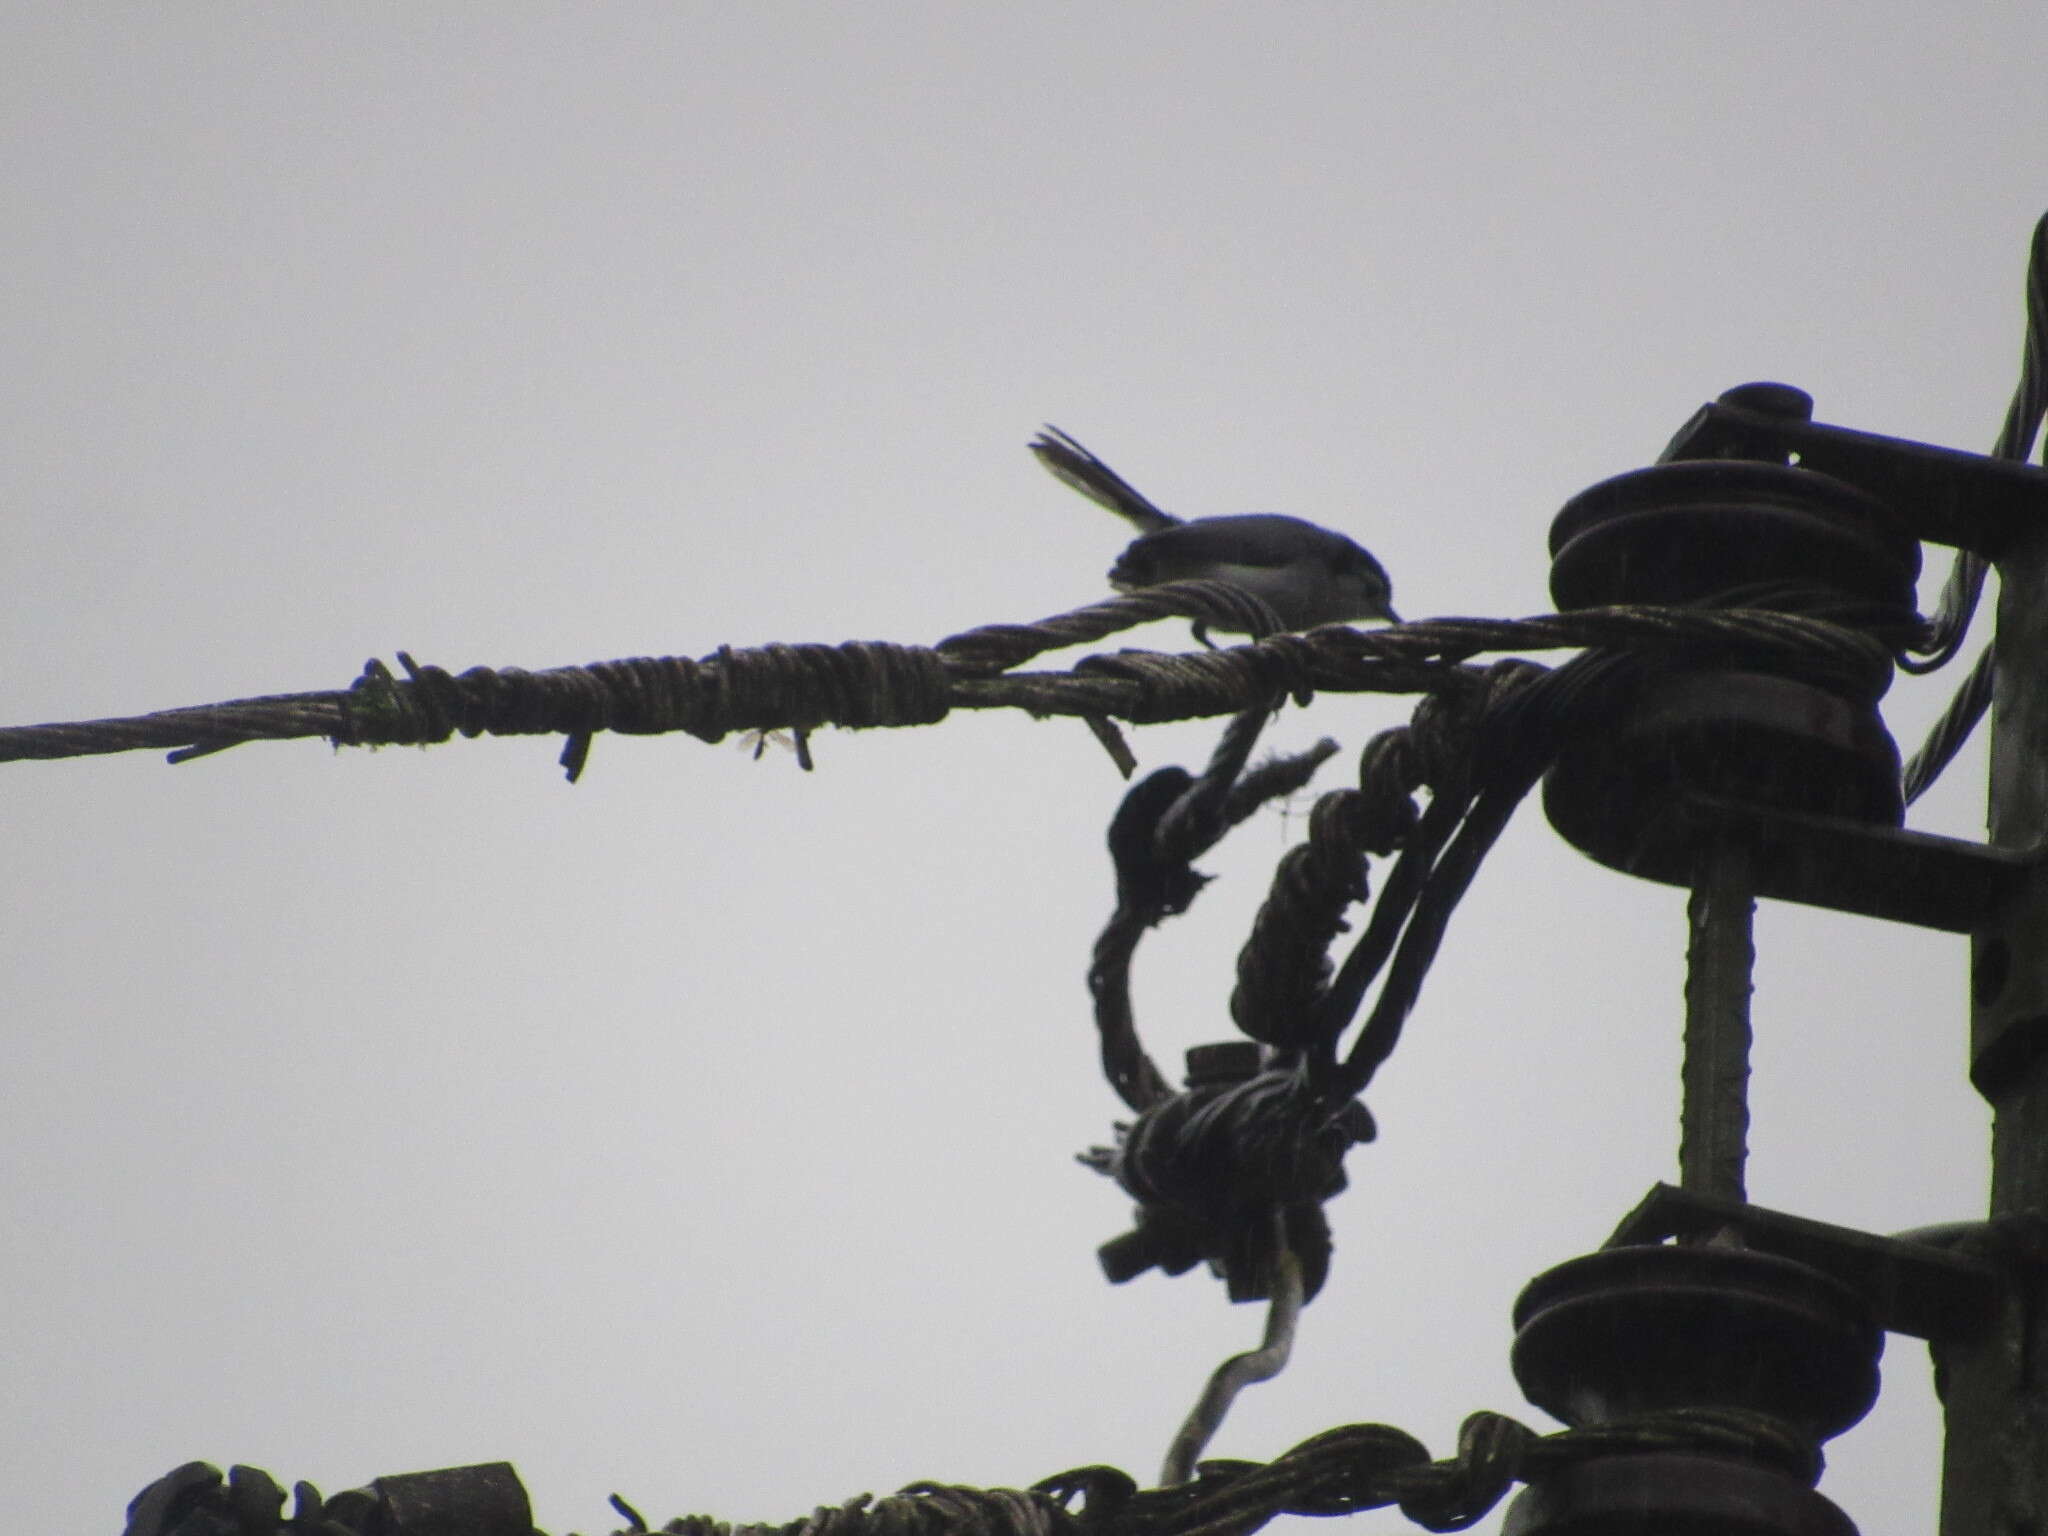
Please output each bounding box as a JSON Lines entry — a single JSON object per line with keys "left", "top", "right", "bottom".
{"left": 1030, "top": 426, "right": 1400, "bottom": 644}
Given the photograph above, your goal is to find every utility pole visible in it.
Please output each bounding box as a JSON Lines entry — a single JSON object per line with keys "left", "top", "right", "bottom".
{"left": 1943, "top": 522, "right": 2048, "bottom": 1535}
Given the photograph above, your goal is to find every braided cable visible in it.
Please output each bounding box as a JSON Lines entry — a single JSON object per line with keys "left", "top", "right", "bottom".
{"left": 1905, "top": 210, "right": 2048, "bottom": 676}
{"left": 119, "top": 1404, "right": 1820, "bottom": 1536}
{"left": 0, "top": 605, "right": 1888, "bottom": 779}
{"left": 1898, "top": 212, "right": 2048, "bottom": 800}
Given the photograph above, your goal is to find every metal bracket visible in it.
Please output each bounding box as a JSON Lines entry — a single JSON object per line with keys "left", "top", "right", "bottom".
{"left": 1661, "top": 385, "right": 2048, "bottom": 556}
{"left": 1620, "top": 791, "right": 2041, "bottom": 934}
{"left": 1606, "top": 1183, "right": 2003, "bottom": 1343}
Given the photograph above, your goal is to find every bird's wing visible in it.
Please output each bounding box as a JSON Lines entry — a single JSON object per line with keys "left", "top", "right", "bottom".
{"left": 1028, "top": 426, "right": 1180, "bottom": 533}
{"left": 1118, "top": 514, "right": 1329, "bottom": 569}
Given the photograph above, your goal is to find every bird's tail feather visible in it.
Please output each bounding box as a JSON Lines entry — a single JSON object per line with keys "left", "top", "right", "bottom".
{"left": 1029, "top": 426, "right": 1180, "bottom": 533}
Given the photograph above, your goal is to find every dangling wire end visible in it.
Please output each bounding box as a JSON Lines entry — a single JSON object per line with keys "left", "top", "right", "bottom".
{"left": 1158, "top": 1213, "right": 1305, "bottom": 1487}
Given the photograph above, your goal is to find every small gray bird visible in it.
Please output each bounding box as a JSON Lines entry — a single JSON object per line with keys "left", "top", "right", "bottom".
{"left": 1030, "top": 426, "right": 1400, "bottom": 642}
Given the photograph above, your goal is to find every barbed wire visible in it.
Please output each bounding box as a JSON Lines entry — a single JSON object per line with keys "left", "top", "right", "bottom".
{"left": 0, "top": 586, "right": 1893, "bottom": 781}
{"left": 121, "top": 1407, "right": 1820, "bottom": 1536}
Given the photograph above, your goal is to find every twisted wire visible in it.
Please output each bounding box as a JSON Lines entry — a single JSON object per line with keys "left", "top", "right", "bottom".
{"left": 1902, "top": 628, "right": 1997, "bottom": 805}
{"left": 1906, "top": 209, "right": 2048, "bottom": 677}
{"left": 1319, "top": 661, "right": 1557, "bottom": 1102}
{"left": 120, "top": 1403, "right": 1819, "bottom": 1536}
{"left": 626, "top": 1407, "right": 1815, "bottom": 1536}
{"left": 1034, "top": 1407, "right": 1817, "bottom": 1536}
{"left": 1159, "top": 1229, "right": 1303, "bottom": 1487}
{"left": 1090, "top": 711, "right": 1340, "bottom": 1113}
{"left": 1086, "top": 1065, "right": 1368, "bottom": 1303}
{"left": 0, "top": 605, "right": 1884, "bottom": 778}
{"left": 1898, "top": 211, "right": 2048, "bottom": 800}
{"left": 1228, "top": 726, "right": 1435, "bottom": 1052}
{"left": 937, "top": 582, "right": 1287, "bottom": 674}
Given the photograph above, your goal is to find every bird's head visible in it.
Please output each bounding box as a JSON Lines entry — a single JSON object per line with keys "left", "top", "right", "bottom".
{"left": 1327, "top": 540, "right": 1400, "bottom": 625}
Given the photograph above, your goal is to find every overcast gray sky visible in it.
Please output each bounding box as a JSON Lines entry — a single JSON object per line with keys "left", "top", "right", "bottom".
{"left": 4, "top": 7, "right": 2043, "bottom": 1533}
